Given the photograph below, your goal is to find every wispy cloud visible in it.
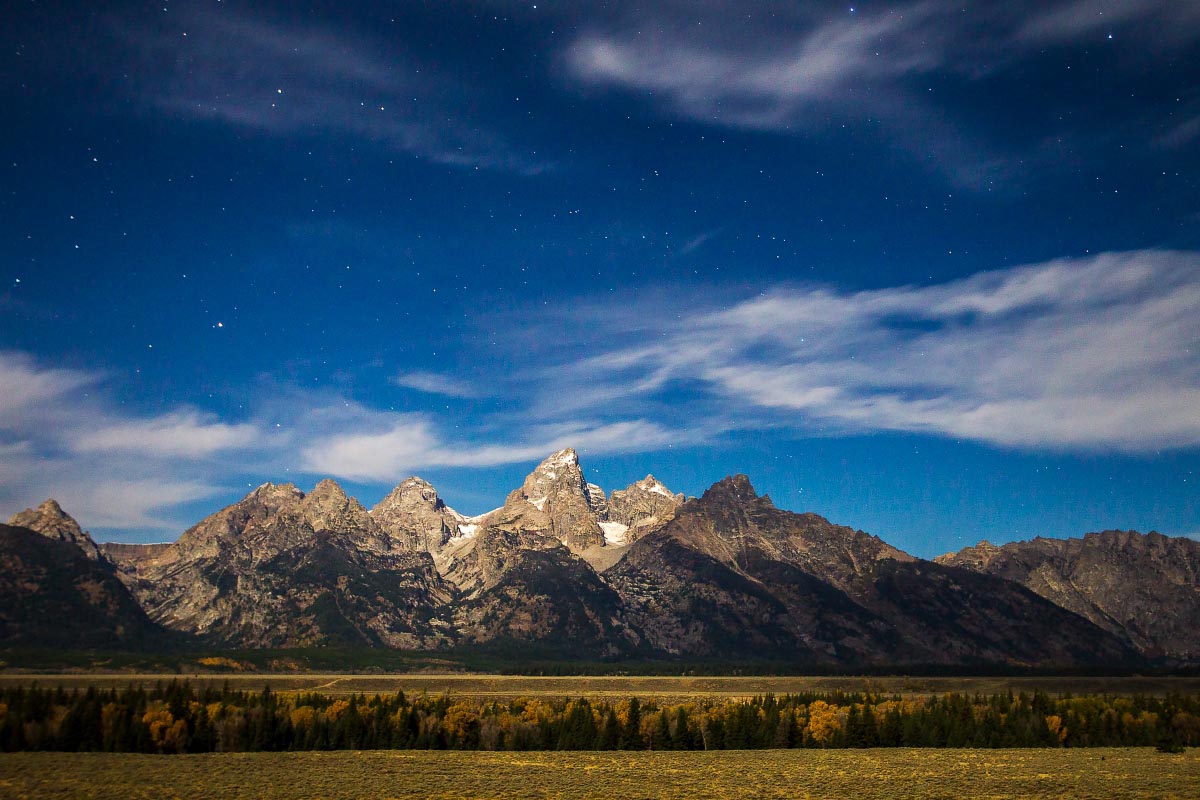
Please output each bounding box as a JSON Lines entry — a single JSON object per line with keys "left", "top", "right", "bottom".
{"left": 48, "top": 480, "right": 227, "bottom": 532}
{"left": 0, "top": 353, "right": 95, "bottom": 419}
{"left": 118, "top": 7, "right": 547, "bottom": 173}
{"left": 0, "top": 353, "right": 686, "bottom": 529}
{"left": 393, "top": 371, "right": 479, "bottom": 399}
{"left": 562, "top": 1, "right": 1200, "bottom": 186}
{"left": 1014, "top": 0, "right": 1200, "bottom": 46}
{"left": 73, "top": 411, "right": 260, "bottom": 458}
{"left": 518, "top": 249, "right": 1200, "bottom": 451}
{"left": 5, "top": 248, "right": 1197, "bottom": 532}
{"left": 0, "top": 352, "right": 255, "bottom": 532}
{"left": 567, "top": 6, "right": 943, "bottom": 131}
{"left": 678, "top": 229, "right": 723, "bottom": 257}
{"left": 301, "top": 406, "right": 680, "bottom": 483}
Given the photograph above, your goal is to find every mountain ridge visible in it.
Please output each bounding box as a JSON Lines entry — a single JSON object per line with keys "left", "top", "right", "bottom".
{"left": 3, "top": 451, "right": 1193, "bottom": 666}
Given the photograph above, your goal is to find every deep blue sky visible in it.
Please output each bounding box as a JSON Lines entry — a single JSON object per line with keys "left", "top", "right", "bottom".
{"left": 2, "top": 0, "right": 1198, "bottom": 557}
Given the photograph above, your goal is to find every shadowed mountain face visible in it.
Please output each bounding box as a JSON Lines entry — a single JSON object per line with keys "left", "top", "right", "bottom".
{"left": 1, "top": 453, "right": 1186, "bottom": 666}
{"left": 608, "top": 476, "right": 1138, "bottom": 667}
{"left": 937, "top": 532, "right": 1200, "bottom": 661}
{"left": 0, "top": 523, "right": 166, "bottom": 649}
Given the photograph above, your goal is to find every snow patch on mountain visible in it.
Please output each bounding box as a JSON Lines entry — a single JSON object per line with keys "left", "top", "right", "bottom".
{"left": 600, "top": 521, "right": 630, "bottom": 545}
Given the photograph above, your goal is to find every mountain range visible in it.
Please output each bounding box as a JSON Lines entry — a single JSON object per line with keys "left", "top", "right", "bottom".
{"left": 4, "top": 448, "right": 1197, "bottom": 668}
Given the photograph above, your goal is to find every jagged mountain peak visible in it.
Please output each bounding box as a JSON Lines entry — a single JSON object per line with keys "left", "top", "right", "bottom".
{"left": 539, "top": 447, "right": 579, "bottom": 468}
{"left": 18, "top": 498, "right": 81, "bottom": 532}
{"left": 373, "top": 476, "right": 447, "bottom": 513}
{"left": 371, "top": 476, "right": 464, "bottom": 554}
{"left": 399, "top": 475, "right": 436, "bottom": 490}
{"left": 605, "top": 473, "right": 685, "bottom": 550}
{"left": 308, "top": 477, "right": 347, "bottom": 499}
{"left": 300, "top": 480, "right": 376, "bottom": 535}
{"left": 937, "top": 529, "right": 1200, "bottom": 660}
{"left": 36, "top": 498, "right": 70, "bottom": 517}
{"left": 935, "top": 539, "right": 1003, "bottom": 569}
{"left": 510, "top": 448, "right": 603, "bottom": 551}
{"left": 7, "top": 498, "right": 102, "bottom": 561}
{"left": 634, "top": 474, "right": 675, "bottom": 495}
{"left": 4, "top": 461, "right": 1183, "bottom": 667}
{"left": 246, "top": 481, "right": 304, "bottom": 507}
{"left": 699, "top": 474, "right": 774, "bottom": 508}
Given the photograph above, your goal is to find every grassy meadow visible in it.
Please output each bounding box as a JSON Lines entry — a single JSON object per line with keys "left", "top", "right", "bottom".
{"left": 1, "top": 748, "right": 1196, "bottom": 799}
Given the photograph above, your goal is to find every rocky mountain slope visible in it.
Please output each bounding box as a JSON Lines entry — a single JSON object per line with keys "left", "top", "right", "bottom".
{"left": 109, "top": 480, "right": 456, "bottom": 648}
{"left": 937, "top": 532, "right": 1200, "bottom": 661}
{"left": 0, "top": 522, "right": 166, "bottom": 648}
{"left": 2, "top": 449, "right": 1192, "bottom": 666}
{"left": 608, "top": 476, "right": 1137, "bottom": 666}
{"left": 8, "top": 499, "right": 104, "bottom": 561}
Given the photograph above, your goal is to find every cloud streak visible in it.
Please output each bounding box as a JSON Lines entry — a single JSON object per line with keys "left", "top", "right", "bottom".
{"left": 4, "top": 249, "right": 1197, "bottom": 534}
{"left": 73, "top": 411, "right": 260, "bottom": 458}
{"left": 563, "top": 1, "right": 1200, "bottom": 185}
{"left": 567, "top": 6, "right": 943, "bottom": 131}
{"left": 120, "top": 7, "right": 547, "bottom": 173}
{"left": 393, "top": 371, "right": 480, "bottom": 399}
{"left": 302, "top": 414, "right": 680, "bottom": 483}
{"left": 521, "top": 250, "right": 1200, "bottom": 451}
{"left": 0, "top": 352, "right": 256, "bottom": 532}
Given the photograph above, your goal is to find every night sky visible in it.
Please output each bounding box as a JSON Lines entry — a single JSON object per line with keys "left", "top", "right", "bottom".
{"left": 2, "top": 1, "right": 1199, "bottom": 557}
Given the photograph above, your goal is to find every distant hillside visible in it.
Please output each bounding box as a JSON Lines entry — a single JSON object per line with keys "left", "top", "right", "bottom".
{"left": 938, "top": 531, "right": 1200, "bottom": 661}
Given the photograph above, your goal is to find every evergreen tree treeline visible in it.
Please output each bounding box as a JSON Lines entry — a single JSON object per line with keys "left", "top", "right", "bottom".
{"left": 0, "top": 683, "right": 1196, "bottom": 753}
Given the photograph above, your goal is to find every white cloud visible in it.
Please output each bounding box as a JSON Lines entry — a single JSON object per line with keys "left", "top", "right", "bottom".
{"left": 5, "top": 248, "right": 1197, "bottom": 534}
{"left": 567, "top": 7, "right": 942, "bottom": 132}
{"left": 302, "top": 414, "right": 442, "bottom": 482}
{"left": 1014, "top": 0, "right": 1200, "bottom": 46}
{"left": 0, "top": 352, "right": 97, "bottom": 420}
{"left": 49, "top": 479, "right": 225, "bottom": 531}
{"left": 393, "top": 371, "right": 479, "bottom": 398}
{"left": 526, "top": 249, "right": 1200, "bottom": 451}
{"left": 73, "top": 411, "right": 260, "bottom": 457}
{"left": 301, "top": 412, "right": 681, "bottom": 483}
{"left": 0, "top": 354, "right": 256, "bottom": 532}
{"left": 562, "top": 2, "right": 1200, "bottom": 185}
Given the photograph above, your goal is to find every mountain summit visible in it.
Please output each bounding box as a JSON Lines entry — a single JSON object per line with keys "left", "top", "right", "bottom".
{"left": 7, "top": 499, "right": 103, "bottom": 561}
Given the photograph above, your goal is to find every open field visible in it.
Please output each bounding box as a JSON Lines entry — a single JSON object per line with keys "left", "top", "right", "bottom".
{"left": 1, "top": 749, "right": 1196, "bottom": 799}
{"left": 1, "top": 673, "right": 1198, "bottom": 701}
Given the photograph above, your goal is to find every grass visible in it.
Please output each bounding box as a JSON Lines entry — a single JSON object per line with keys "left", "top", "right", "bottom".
{"left": 0, "top": 749, "right": 1196, "bottom": 799}
{"left": 1, "top": 673, "right": 1198, "bottom": 702}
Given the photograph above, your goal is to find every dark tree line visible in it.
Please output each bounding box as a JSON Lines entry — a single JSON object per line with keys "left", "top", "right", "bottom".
{"left": 1, "top": 682, "right": 1196, "bottom": 753}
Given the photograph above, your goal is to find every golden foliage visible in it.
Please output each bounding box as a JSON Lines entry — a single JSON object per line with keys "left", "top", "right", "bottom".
{"left": 804, "top": 700, "right": 842, "bottom": 746}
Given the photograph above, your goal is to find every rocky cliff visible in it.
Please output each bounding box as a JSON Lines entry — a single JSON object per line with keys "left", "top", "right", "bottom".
{"left": 109, "top": 480, "right": 455, "bottom": 648}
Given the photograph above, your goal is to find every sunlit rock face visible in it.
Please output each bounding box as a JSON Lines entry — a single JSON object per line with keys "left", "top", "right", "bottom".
{"left": 107, "top": 480, "right": 456, "bottom": 649}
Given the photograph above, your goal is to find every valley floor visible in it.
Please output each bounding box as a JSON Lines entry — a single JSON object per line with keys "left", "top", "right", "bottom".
{"left": 1, "top": 749, "right": 1196, "bottom": 799}
{"left": 3, "top": 673, "right": 1200, "bottom": 701}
